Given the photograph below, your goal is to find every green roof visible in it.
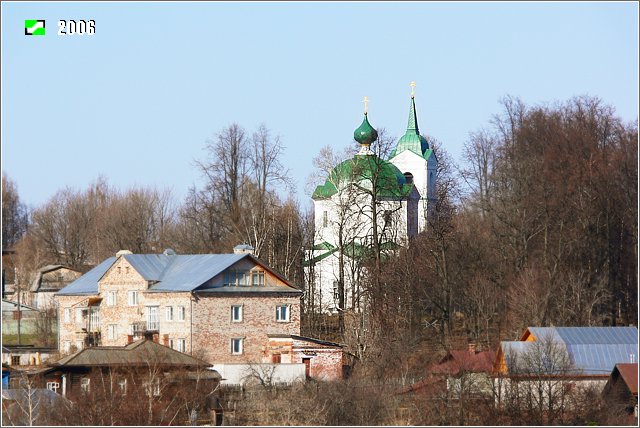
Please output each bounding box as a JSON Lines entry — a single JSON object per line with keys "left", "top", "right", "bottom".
{"left": 354, "top": 113, "right": 378, "bottom": 146}
{"left": 389, "top": 96, "right": 430, "bottom": 159}
{"left": 303, "top": 240, "right": 401, "bottom": 266}
{"left": 312, "top": 154, "right": 413, "bottom": 200}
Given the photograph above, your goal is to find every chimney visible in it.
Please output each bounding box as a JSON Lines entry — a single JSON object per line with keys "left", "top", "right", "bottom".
{"left": 234, "top": 244, "right": 255, "bottom": 255}
{"left": 468, "top": 343, "right": 477, "bottom": 355}
{"left": 127, "top": 335, "right": 134, "bottom": 344}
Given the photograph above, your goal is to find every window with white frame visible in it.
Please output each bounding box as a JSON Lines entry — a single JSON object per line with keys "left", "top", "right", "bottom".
{"left": 166, "top": 306, "right": 173, "bottom": 321}
{"left": 107, "top": 291, "right": 117, "bottom": 306}
{"left": 76, "top": 340, "right": 84, "bottom": 351}
{"left": 169, "top": 338, "right": 174, "bottom": 349}
{"left": 176, "top": 338, "right": 186, "bottom": 353}
{"left": 146, "top": 306, "right": 159, "bottom": 331}
{"left": 231, "top": 338, "right": 243, "bottom": 355}
{"left": 176, "top": 306, "right": 185, "bottom": 321}
{"left": 47, "top": 381, "right": 60, "bottom": 393}
{"left": 231, "top": 305, "right": 243, "bottom": 322}
{"left": 127, "top": 290, "right": 138, "bottom": 306}
{"left": 64, "top": 308, "right": 71, "bottom": 323}
{"left": 145, "top": 378, "right": 160, "bottom": 397}
{"left": 118, "top": 378, "right": 127, "bottom": 395}
{"left": 251, "top": 271, "right": 265, "bottom": 286}
{"left": 107, "top": 324, "right": 118, "bottom": 340}
{"left": 81, "top": 378, "right": 90, "bottom": 393}
{"left": 275, "top": 305, "right": 290, "bottom": 322}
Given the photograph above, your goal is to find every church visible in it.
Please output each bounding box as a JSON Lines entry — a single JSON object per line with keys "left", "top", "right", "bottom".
{"left": 306, "top": 83, "right": 438, "bottom": 313}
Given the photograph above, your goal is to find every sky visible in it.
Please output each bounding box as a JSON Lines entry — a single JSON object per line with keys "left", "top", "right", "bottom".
{"left": 2, "top": 1, "right": 638, "bottom": 211}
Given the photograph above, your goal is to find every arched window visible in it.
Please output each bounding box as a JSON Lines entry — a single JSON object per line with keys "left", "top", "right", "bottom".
{"left": 404, "top": 172, "right": 414, "bottom": 184}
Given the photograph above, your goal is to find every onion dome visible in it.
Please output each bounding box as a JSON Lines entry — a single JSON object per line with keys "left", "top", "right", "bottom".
{"left": 354, "top": 113, "right": 378, "bottom": 146}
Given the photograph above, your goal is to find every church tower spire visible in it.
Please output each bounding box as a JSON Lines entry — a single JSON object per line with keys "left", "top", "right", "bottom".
{"left": 406, "top": 81, "right": 419, "bottom": 134}
{"left": 390, "top": 81, "right": 429, "bottom": 158}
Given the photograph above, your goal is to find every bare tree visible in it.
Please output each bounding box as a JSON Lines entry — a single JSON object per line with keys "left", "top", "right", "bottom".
{"left": 2, "top": 173, "right": 29, "bottom": 249}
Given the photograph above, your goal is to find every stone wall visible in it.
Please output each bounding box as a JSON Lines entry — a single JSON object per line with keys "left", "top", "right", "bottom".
{"left": 192, "top": 293, "right": 300, "bottom": 364}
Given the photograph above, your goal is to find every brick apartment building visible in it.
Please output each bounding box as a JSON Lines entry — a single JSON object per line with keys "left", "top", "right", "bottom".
{"left": 55, "top": 247, "right": 303, "bottom": 364}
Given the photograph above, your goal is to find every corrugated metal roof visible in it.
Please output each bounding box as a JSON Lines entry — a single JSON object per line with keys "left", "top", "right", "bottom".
{"left": 56, "top": 257, "right": 116, "bottom": 295}
{"left": 57, "top": 253, "right": 299, "bottom": 295}
{"left": 547, "top": 326, "right": 637, "bottom": 345}
{"left": 502, "top": 327, "right": 638, "bottom": 376}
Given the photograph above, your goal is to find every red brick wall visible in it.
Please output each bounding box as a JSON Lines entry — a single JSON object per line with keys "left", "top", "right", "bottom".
{"left": 192, "top": 294, "right": 300, "bottom": 363}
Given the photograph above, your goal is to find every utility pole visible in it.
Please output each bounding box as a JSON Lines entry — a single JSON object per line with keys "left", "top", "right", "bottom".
{"left": 16, "top": 267, "right": 21, "bottom": 345}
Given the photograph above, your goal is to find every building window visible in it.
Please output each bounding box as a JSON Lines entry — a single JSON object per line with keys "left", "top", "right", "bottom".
{"left": 404, "top": 172, "right": 414, "bottom": 184}
{"left": 166, "top": 306, "right": 173, "bottom": 321}
{"left": 176, "top": 338, "right": 186, "bottom": 353}
{"left": 146, "top": 306, "right": 159, "bottom": 331}
{"left": 169, "top": 338, "right": 174, "bottom": 349}
{"left": 322, "top": 211, "right": 328, "bottom": 228}
{"left": 107, "top": 291, "right": 117, "bottom": 306}
{"left": 383, "top": 210, "right": 392, "bottom": 226}
{"left": 231, "top": 305, "right": 243, "bottom": 322}
{"left": 118, "top": 379, "right": 127, "bottom": 395}
{"left": 11, "top": 356, "right": 20, "bottom": 366}
{"left": 64, "top": 308, "right": 71, "bottom": 323}
{"left": 275, "top": 305, "right": 290, "bottom": 322}
{"left": 46, "top": 381, "right": 60, "bottom": 393}
{"left": 231, "top": 338, "right": 243, "bottom": 355}
{"left": 224, "top": 270, "right": 248, "bottom": 286}
{"left": 81, "top": 378, "right": 90, "bottom": 393}
{"left": 128, "top": 290, "right": 138, "bottom": 306}
{"left": 145, "top": 378, "right": 160, "bottom": 397}
{"left": 76, "top": 340, "right": 83, "bottom": 350}
{"left": 125, "top": 266, "right": 130, "bottom": 274}
{"left": 107, "top": 324, "right": 118, "bottom": 340}
{"left": 251, "top": 271, "right": 265, "bottom": 286}
{"left": 176, "top": 306, "right": 185, "bottom": 321}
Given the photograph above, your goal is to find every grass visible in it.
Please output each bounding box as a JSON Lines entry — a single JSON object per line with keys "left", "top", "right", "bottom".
{"left": 2, "top": 333, "right": 52, "bottom": 347}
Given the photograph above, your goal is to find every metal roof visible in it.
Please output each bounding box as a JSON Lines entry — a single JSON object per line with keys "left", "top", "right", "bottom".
{"left": 501, "top": 327, "right": 639, "bottom": 376}
{"left": 149, "top": 254, "right": 247, "bottom": 291}
{"left": 529, "top": 326, "right": 638, "bottom": 345}
{"left": 614, "top": 363, "right": 638, "bottom": 395}
{"left": 56, "top": 257, "right": 116, "bottom": 295}
{"left": 52, "top": 339, "right": 217, "bottom": 370}
{"left": 57, "top": 253, "right": 299, "bottom": 295}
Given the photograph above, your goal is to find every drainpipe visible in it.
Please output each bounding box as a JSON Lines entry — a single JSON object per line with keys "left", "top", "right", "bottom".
{"left": 61, "top": 374, "right": 66, "bottom": 397}
{"left": 190, "top": 292, "right": 193, "bottom": 355}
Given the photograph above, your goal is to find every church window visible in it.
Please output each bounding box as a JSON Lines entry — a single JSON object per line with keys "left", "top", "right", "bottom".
{"left": 383, "top": 210, "right": 392, "bottom": 226}
{"left": 404, "top": 172, "right": 414, "bottom": 184}
{"left": 322, "top": 211, "right": 328, "bottom": 228}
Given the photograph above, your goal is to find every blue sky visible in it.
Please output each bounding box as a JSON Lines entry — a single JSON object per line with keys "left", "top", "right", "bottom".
{"left": 2, "top": 1, "right": 638, "bottom": 210}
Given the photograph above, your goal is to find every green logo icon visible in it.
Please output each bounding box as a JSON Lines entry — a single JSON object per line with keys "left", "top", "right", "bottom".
{"left": 25, "top": 20, "right": 45, "bottom": 36}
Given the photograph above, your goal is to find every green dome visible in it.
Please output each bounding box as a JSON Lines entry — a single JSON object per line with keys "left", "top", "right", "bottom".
{"left": 354, "top": 113, "right": 378, "bottom": 145}
{"left": 312, "top": 154, "right": 412, "bottom": 200}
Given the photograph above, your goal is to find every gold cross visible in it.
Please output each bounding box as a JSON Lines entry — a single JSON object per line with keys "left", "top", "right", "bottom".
{"left": 363, "top": 96, "right": 369, "bottom": 114}
{"left": 410, "top": 81, "right": 416, "bottom": 97}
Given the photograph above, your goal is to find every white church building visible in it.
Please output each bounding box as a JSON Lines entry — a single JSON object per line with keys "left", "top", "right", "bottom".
{"left": 306, "top": 85, "right": 437, "bottom": 313}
